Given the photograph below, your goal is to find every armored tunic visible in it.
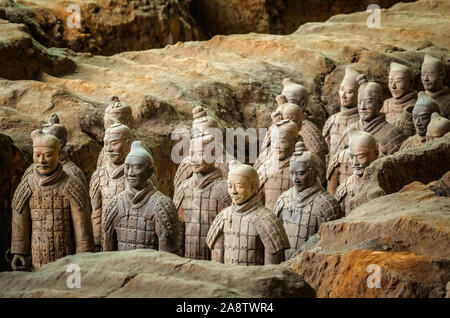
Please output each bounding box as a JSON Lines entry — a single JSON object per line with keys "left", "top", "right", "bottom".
{"left": 326, "top": 148, "right": 352, "bottom": 195}
{"left": 300, "top": 120, "right": 328, "bottom": 165}
{"left": 323, "top": 107, "right": 360, "bottom": 157}
{"left": 206, "top": 194, "right": 290, "bottom": 266}
{"left": 174, "top": 168, "right": 231, "bottom": 260}
{"left": 381, "top": 91, "right": 418, "bottom": 124}
{"left": 274, "top": 183, "right": 343, "bottom": 259}
{"left": 90, "top": 163, "right": 126, "bottom": 246}
{"left": 60, "top": 151, "right": 88, "bottom": 188}
{"left": 335, "top": 174, "right": 362, "bottom": 216}
{"left": 102, "top": 183, "right": 179, "bottom": 252}
{"left": 257, "top": 155, "right": 293, "bottom": 211}
{"left": 399, "top": 134, "right": 427, "bottom": 151}
{"left": 392, "top": 106, "right": 415, "bottom": 137}
{"left": 11, "top": 164, "right": 94, "bottom": 270}
{"left": 424, "top": 86, "right": 450, "bottom": 119}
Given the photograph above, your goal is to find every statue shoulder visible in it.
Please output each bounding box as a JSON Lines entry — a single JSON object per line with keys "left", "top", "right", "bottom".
{"left": 313, "top": 190, "right": 344, "bottom": 221}
{"left": 323, "top": 112, "right": 339, "bottom": 136}
{"left": 206, "top": 207, "right": 229, "bottom": 249}
{"left": 254, "top": 208, "right": 290, "bottom": 254}
{"left": 173, "top": 178, "right": 191, "bottom": 209}
{"left": 12, "top": 167, "right": 34, "bottom": 214}
{"left": 335, "top": 176, "right": 351, "bottom": 202}
{"left": 273, "top": 188, "right": 291, "bottom": 217}
{"left": 64, "top": 174, "right": 89, "bottom": 210}
{"left": 89, "top": 167, "right": 104, "bottom": 199}
{"left": 153, "top": 191, "right": 179, "bottom": 239}
{"left": 103, "top": 194, "right": 120, "bottom": 233}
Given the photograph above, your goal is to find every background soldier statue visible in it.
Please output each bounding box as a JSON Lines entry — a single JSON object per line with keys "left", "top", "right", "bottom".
{"left": 426, "top": 112, "right": 450, "bottom": 142}
{"left": 102, "top": 141, "right": 179, "bottom": 253}
{"left": 382, "top": 62, "right": 418, "bottom": 136}
{"left": 174, "top": 133, "right": 231, "bottom": 260}
{"left": 257, "top": 119, "right": 298, "bottom": 211}
{"left": 11, "top": 130, "right": 94, "bottom": 271}
{"left": 41, "top": 114, "right": 88, "bottom": 187}
{"left": 274, "top": 142, "right": 343, "bottom": 260}
{"left": 400, "top": 93, "right": 441, "bottom": 151}
{"left": 421, "top": 54, "right": 450, "bottom": 119}
{"left": 90, "top": 123, "right": 134, "bottom": 250}
{"left": 335, "top": 129, "right": 379, "bottom": 215}
{"left": 206, "top": 160, "right": 290, "bottom": 265}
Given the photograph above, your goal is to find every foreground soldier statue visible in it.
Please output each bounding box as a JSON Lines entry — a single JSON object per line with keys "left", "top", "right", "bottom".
{"left": 382, "top": 62, "right": 418, "bottom": 136}
{"left": 174, "top": 133, "right": 231, "bottom": 260}
{"left": 41, "top": 114, "right": 88, "bottom": 187}
{"left": 421, "top": 54, "right": 450, "bottom": 119}
{"left": 11, "top": 130, "right": 94, "bottom": 270}
{"left": 274, "top": 142, "right": 343, "bottom": 260}
{"left": 400, "top": 93, "right": 441, "bottom": 151}
{"left": 335, "top": 129, "right": 379, "bottom": 215}
{"left": 426, "top": 112, "right": 450, "bottom": 142}
{"left": 90, "top": 123, "right": 134, "bottom": 250}
{"left": 257, "top": 119, "right": 298, "bottom": 211}
{"left": 206, "top": 160, "right": 290, "bottom": 265}
{"left": 102, "top": 141, "right": 179, "bottom": 253}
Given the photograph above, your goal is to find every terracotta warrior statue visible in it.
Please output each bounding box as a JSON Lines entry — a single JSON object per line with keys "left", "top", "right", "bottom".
{"left": 421, "top": 54, "right": 450, "bottom": 119}
{"left": 274, "top": 142, "right": 343, "bottom": 260}
{"left": 40, "top": 114, "right": 87, "bottom": 187}
{"left": 400, "top": 93, "right": 441, "bottom": 151}
{"left": 102, "top": 141, "right": 179, "bottom": 253}
{"left": 426, "top": 112, "right": 450, "bottom": 142}
{"left": 173, "top": 106, "right": 231, "bottom": 193}
{"left": 90, "top": 123, "right": 133, "bottom": 250}
{"left": 277, "top": 78, "right": 328, "bottom": 163}
{"left": 335, "top": 129, "right": 378, "bottom": 215}
{"left": 11, "top": 130, "right": 94, "bottom": 270}
{"left": 382, "top": 62, "right": 418, "bottom": 137}
{"left": 257, "top": 119, "right": 298, "bottom": 211}
{"left": 174, "top": 133, "right": 231, "bottom": 260}
{"left": 206, "top": 160, "right": 290, "bottom": 265}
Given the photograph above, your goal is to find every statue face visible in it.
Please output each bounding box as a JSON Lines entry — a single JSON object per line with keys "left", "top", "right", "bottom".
{"left": 389, "top": 71, "right": 411, "bottom": 99}
{"left": 227, "top": 174, "right": 255, "bottom": 205}
{"left": 421, "top": 64, "right": 443, "bottom": 92}
{"left": 349, "top": 146, "right": 376, "bottom": 177}
{"left": 33, "top": 146, "right": 59, "bottom": 175}
{"left": 358, "top": 87, "right": 382, "bottom": 121}
{"left": 412, "top": 111, "right": 432, "bottom": 136}
{"left": 271, "top": 131, "right": 296, "bottom": 160}
{"left": 190, "top": 147, "right": 215, "bottom": 174}
{"left": 104, "top": 133, "right": 131, "bottom": 165}
{"left": 290, "top": 161, "right": 316, "bottom": 193}
{"left": 339, "top": 80, "right": 358, "bottom": 108}
{"left": 124, "top": 155, "right": 151, "bottom": 190}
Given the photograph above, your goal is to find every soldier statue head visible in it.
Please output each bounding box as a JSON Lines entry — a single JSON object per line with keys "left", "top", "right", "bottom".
{"left": 190, "top": 133, "right": 216, "bottom": 175}
{"left": 42, "top": 114, "right": 67, "bottom": 150}
{"left": 104, "top": 95, "right": 133, "bottom": 129}
{"left": 270, "top": 119, "right": 299, "bottom": 160}
{"left": 191, "top": 106, "right": 219, "bottom": 135}
{"left": 340, "top": 66, "right": 360, "bottom": 109}
{"left": 412, "top": 92, "right": 440, "bottom": 136}
{"left": 271, "top": 109, "right": 283, "bottom": 125}
{"left": 289, "top": 142, "right": 321, "bottom": 193}
{"left": 104, "top": 123, "right": 133, "bottom": 165}
{"left": 357, "top": 75, "right": 384, "bottom": 122}
{"left": 389, "top": 62, "right": 414, "bottom": 99}
{"left": 426, "top": 112, "right": 450, "bottom": 142}
{"left": 279, "top": 78, "right": 308, "bottom": 109}
{"left": 280, "top": 102, "right": 304, "bottom": 131}
{"left": 421, "top": 54, "right": 446, "bottom": 93}
{"left": 227, "top": 160, "right": 259, "bottom": 205}
{"left": 348, "top": 128, "right": 378, "bottom": 177}
{"left": 124, "top": 141, "right": 154, "bottom": 191}
{"left": 31, "top": 129, "right": 61, "bottom": 176}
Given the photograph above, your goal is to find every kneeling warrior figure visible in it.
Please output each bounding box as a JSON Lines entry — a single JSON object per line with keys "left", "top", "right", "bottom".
{"left": 207, "top": 161, "right": 290, "bottom": 265}
{"left": 102, "top": 141, "right": 179, "bottom": 253}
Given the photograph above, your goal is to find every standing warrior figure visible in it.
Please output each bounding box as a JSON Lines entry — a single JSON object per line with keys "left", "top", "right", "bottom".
{"left": 11, "top": 130, "right": 94, "bottom": 271}
{"left": 206, "top": 160, "right": 290, "bottom": 265}
{"left": 173, "top": 106, "right": 231, "bottom": 193}
{"left": 426, "top": 112, "right": 450, "bottom": 142}
{"left": 335, "top": 129, "right": 379, "bottom": 216}
{"left": 257, "top": 120, "right": 298, "bottom": 211}
{"left": 277, "top": 78, "right": 328, "bottom": 163}
{"left": 41, "top": 114, "right": 88, "bottom": 187}
{"left": 174, "top": 133, "right": 231, "bottom": 260}
{"left": 421, "top": 54, "right": 450, "bottom": 119}
{"left": 382, "top": 62, "right": 418, "bottom": 136}
{"left": 274, "top": 142, "right": 343, "bottom": 260}
{"left": 400, "top": 93, "right": 441, "bottom": 151}
{"left": 90, "top": 123, "right": 133, "bottom": 250}
{"left": 102, "top": 141, "right": 179, "bottom": 253}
